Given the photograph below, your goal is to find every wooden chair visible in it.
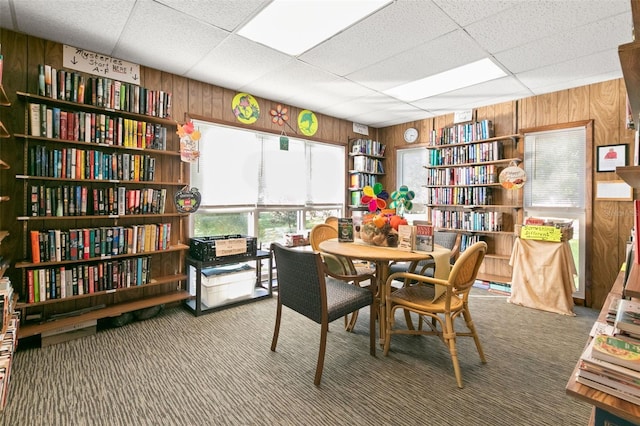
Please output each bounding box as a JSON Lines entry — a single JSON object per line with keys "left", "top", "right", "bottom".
{"left": 324, "top": 216, "right": 339, "bottom": 229}
{"left": 270, "top": 243, "right": 376, "bottom": 386}
{"left": 309, "top": 223, "right": 374, "bottom": 331}
{"left": 389, "top": 230, "right": 461, "bottom": 278}
{"left": 383, "top": 241, "right": 488, "bottom": 388}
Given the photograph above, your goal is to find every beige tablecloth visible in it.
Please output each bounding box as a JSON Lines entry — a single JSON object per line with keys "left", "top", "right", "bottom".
{"left": 508, "top": 238, "right": 576, "bottom": 316}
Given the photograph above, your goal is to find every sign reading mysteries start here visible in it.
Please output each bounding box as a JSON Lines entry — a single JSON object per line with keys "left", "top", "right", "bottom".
{"left": 62, "top": 44, "right": 141, "bottom": 85}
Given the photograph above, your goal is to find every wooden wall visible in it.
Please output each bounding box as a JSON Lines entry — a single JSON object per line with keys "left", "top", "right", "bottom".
{"left": 381, "top": 81, "right": 636, "bottom": 309}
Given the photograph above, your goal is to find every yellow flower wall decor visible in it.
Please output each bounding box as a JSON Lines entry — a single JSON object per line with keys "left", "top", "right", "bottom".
{"left": 232, "top": 92, "right": 260, "bottom": 124}
{"left": 269, "top": 104, "right": 289, "bottom": 126}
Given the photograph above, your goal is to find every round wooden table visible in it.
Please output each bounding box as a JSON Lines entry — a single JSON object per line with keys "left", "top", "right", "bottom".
{"left": 318, "top": 238, "right": 452, "bottom": 342}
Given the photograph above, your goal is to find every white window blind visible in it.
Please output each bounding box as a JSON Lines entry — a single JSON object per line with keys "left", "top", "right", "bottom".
{"left": 396, "top": 147, "right": 427, "bottom": 214}
{"left": 524, "top": 127, "right": 586, "bottom": 209}
{"left": 192, "top": 120, "right": 344, "bottom": 207}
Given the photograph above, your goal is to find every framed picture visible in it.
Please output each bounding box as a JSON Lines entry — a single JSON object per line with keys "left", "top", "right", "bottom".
{"left": 597, "top": 144, "right": 627, "bottom": 172}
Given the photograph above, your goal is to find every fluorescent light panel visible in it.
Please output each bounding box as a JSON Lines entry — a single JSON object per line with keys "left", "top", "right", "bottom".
{"left": 384, "top": 58, "right": 508, "bottom": 102}
{"left": 237, "top": 0, "right": 392, "bottom": 56}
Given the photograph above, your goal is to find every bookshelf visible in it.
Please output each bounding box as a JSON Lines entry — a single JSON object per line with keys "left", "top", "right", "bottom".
{"left": 425, "top": 123, "right": 522, "bottom": 285}
{"left": 347, "top": 138, "right": 386, "bottom": 213}
{"left": 8, "top": 74, "right": 190, "bottom": 339}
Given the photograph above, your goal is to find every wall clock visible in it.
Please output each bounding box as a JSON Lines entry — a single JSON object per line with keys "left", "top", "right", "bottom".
{"left": 404, "top": 127, "right": 419, "bottom": 143}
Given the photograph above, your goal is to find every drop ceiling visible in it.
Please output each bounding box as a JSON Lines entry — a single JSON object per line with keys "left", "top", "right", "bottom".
{"left": 0, "top": 0, "right": 633, "bottom": 128}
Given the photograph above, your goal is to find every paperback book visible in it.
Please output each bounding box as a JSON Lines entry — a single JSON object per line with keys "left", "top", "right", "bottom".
{"left": 615, "top": 299, "right": 640, "bottom": 336}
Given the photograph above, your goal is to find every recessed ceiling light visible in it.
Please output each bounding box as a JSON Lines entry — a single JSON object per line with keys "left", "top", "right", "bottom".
{"left": 384, "top": 58, "right": 508, "bottom": 102}
{"left": 237, "top": 0, "right": 392, "bottom": 56}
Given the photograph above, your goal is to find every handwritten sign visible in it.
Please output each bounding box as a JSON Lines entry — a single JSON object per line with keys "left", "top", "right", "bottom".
{"left": 63, "top": 45, "right": 140, "bottom": 85}
{"left": 520, "top": 225, "right": 562, "bottom": 242}
{"left": 215, "top": 238, "right": 247, "bottom": 257}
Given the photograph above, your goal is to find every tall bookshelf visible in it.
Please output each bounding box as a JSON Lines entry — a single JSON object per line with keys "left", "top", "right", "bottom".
{"left": 425, "top": 120, "right": 522, "bottom": 285}
{"left": 6, "top": 68, "right": 190, "bottom": 339}
{"left": 347, "top": 137, "right": 386, "bottom": 214}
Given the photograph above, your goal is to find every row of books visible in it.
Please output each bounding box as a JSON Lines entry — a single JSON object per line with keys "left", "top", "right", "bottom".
{"left": 429, "top": 120, "right": 495, "bottom": 146}
{"left": 28, "top": 145, "right": 156, "bottom": 181}
{"left": 38, "top": 64, "right": 172, "bottom": 118}
{"left": 430, "top": 210, "right": 503, "bottom": 232}
{"left": 426, "top": 186, "right": 493, "bottom": 206}
{"left": 350, "top": 138, "right": 386, "bottom": 157}
{"left": 29, "top": 223, "right": 172, "bottom": 263}
{"left": 352, "top": 156, "right": 385, "bottom": 174}
{"left": 428, "top": 141, "right": 503, "bottom": 166}
{"left": 0, "top": 277, "right": 17, "bottom": 412}
{"left": 426, "top": 164, "right": 498, "bottom": 186}
{"left": 26, "top": 256, "right": 152, "bottom": 303}
{"left": 459, "top": 234, "right": 484, "bottom": 252}
{"left": 29, "top": 103, "right": 168, "bottom": 150}
{"left": 28, "top": 185, "right": 167, "bottom": 218}
{"left": 349, "top": 173, "right": 378, "bottom": 190}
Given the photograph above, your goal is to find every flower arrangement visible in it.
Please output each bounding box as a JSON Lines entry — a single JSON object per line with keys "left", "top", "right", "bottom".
{"left": 176, "top": 119, "right": 201, "bottom": 163}
{"left": 359, "top": 184, "right": 410, "bottom": 247}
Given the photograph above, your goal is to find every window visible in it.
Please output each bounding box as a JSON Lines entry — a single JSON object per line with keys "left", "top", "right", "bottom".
{"left": 523, "top": 124, "right": 590, "bottom": 298}
{"left": 189, "top": 121, "right": 344, "bottom": 247}
{"left": 396, "top": 147, "right": 428, "bottom": 223}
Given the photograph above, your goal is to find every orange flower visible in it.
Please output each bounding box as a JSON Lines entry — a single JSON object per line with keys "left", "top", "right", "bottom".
{"left": 269, "top": 104, "right": 289, "bottom": 126}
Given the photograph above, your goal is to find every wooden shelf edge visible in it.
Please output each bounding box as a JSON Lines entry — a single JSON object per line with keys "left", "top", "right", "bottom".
{"left": 14, "top": 244, "right": 189, "bottom": 269}
{"left": 476, "top": 272, "right": 512, "bottom": 284}
{"left": 616, "top": 165, "right": 640, "bottom": 187}
{"left": 15, "top": 273, "right": 187, "bottom": 308}
{"left": 623, "top": 261, "right": 640, "bottom": 299}
{"left": 18, "top": 290, "right": 190, "bottom": 339}
{"left": 426, "top": 133, "right": 521, "bottom": 149}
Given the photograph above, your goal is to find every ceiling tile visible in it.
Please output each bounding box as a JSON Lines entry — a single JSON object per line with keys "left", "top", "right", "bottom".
{"left": 113, "top": 1, "right": 229, "bottom": 76}
{"left": 495, "top": 14, "right": 632, "bottom": 74}
{"left": 187, "top": 35, "right": 291, "bottom": 90}
{"left": 347, "top": 29, "right": 488, "bottom": 92}
{"left": 299, "top": 0, "right": 457, "bottom": 77}
{"left": 433, "top": 0, "right": 518, "bottom": 26}
{"left": 517, "top": 49, "right": 621, "bottom": 92}
{"left": 155, "top": 0, "right": 268, "bottom": 31}
{"left": 12, "top": 0, "right": 136, "bottom": 55}
{"left": 466, "top": 0, "right": 630, "bottom": 54}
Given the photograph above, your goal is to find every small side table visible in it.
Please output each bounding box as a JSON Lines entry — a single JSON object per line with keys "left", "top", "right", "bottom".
{"left": 185, "top": 249, "right": 273, "bottom": 316}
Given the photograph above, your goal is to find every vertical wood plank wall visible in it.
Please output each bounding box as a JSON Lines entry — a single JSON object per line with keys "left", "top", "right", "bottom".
{"left": 382, "top": 81, "right": 635, "bottom": 309}
{"left": 0, "top": 29, "right": 634, "bottom": 309}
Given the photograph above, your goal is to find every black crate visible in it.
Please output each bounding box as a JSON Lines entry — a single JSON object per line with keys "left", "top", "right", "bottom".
{"left": 189, "top": 235, "right": 257, "bottom": 262}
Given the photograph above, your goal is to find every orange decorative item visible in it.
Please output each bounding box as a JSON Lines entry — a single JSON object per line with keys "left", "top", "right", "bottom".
{"left": 269, "top": 104, "right": 289, "bottom": 126}
{"left": 389, "top": 215, "right": 408, "bottom": 231}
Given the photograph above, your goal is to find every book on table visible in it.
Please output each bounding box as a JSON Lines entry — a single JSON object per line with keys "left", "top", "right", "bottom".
{"left": 413, "top": 221, "right": 433, "bottom": 253}
{"left": 590, "top": 334, "right": 640, "bottom": 373}
{"left": 614, "top": 299, "right": 640, "bottom": 336}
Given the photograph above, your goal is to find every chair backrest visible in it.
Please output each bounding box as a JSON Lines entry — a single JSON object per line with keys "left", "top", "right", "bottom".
{"left": 324, "top": 216, "right": 339, "bottom": 229}
{"left": 434, "top": 231, "right": 461, "bottom": 263}
{"left": 309, "top": 224, "right": 338, "bottom": 251}
{"left": 271, "top": 243, "right": 326, "bottom": 324}
{"left": 448, "top": 241, "right": 487, "bottom": 293}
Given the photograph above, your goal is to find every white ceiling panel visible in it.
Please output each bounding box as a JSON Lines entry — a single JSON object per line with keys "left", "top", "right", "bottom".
{"left": 155, "top": 0, "right": 268, "bottom": 31}
{"left": 186, "top": 35, "right": 291, "bottom": 90}
{"left": 299, "top": 0, "right": 458, "bottom": 77}
{"left": 466, "top": 0, "right": 630, "bottom": 54}
{"left": 1, "top": 0, "right": 634, "bottom": 128}
{"left": 347, "top": 29, "right": 488, "bottom": 92}
{"left": 113, "top": 1, "right": 229, "bottom": 76}
{"left": 12, "top": 0, "right": 135, "bottom": 55}
{"left": 495, "top": 13, "right": 632, "bottom": 74}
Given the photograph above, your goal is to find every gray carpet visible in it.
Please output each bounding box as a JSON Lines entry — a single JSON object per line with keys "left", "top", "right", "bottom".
{"left": 0, "top": 289, "right": 598, "bottom": 426}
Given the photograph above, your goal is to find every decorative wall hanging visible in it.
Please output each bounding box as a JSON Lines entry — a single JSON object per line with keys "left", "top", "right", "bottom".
{"left": 269, "top": 104, "right": 289, "bottom": 126}
{"left": 174, "top": 186, "right": 201, "bottom": 213}
{"left": 176, "top": 119, "right": 200, "bottom": 163}
{"left": 499, "top": 161, "right": 526, "bottom": 190}
{"left": 232, "top": 92, "right": 260, "bottom": 124}
{"left": 298, "top": 109, "right": 318, "bottom": 136}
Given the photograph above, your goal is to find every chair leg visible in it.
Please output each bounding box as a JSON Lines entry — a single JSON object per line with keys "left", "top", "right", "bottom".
{"left": 383, "top": 305, "right": 393, "bottom": 356}
{"left": 314, "top": 321, "right": 329, "bottom": 386}
{"left": 462, "top": 307, "right": 486, "bottom": 363}
{"left": 370, "top": 301, "right": 377, "bottom": 356}
{"left": 271, "top": 301, "right": 282, "bottom": 352}
{"left": 345, "top": 310, "right": 359, "bottom": 332}
{"left": 443, "top": 317, "right": 463, "bottom": 388}
{"left": 404, "top": 309, "right": 415, "bottom": 330}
